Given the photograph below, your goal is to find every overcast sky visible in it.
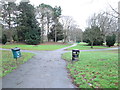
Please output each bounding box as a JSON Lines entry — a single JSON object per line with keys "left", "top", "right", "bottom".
{"left": 16, "top": 0, "right": 119, "bottom": 31}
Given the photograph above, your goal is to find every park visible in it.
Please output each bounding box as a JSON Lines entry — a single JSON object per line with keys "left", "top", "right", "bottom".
{"left": 0, "top": 0, "right": 119, "bottom": 89}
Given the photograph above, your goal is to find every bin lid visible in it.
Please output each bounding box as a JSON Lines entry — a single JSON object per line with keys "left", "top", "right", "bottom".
{"left": 72, "top": 49, "right": 79, "bottom": 52}
{"left": 11, "top": 47, "right": 20, "bottom": 51}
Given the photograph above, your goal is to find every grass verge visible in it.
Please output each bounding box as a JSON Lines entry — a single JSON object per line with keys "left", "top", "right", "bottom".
{"left": 62, "top": 50, "right": 118, "bottom": 88}
{"left": 67, "top": 42, "right": 115, "bottom": 50}
{"left": 0, "top": 50, "right": 35, "bottom": 77}
{"left": 2, "top": 44, "right": 71, "bottom": 51}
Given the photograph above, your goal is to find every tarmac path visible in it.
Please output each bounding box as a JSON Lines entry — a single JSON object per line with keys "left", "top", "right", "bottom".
{"left": 1, "top": 44, "right": 119, "bottom": 88}
{"left": 1, "top": 44, "right": 77, "bottom": 88}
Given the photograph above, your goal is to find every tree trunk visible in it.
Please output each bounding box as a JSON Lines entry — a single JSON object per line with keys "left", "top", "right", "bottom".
{"left": 41, "top": 16, "right": 44, "bottom": 43}
{"left": 8, "top": 13, "right": 11, "bottom": 29}
{"left": 117, "top": 32, "right": 120, "bottom": 46}
{"left": 8, "top": 10, "right": 13, "bottom": 43}
{"left": 91, "top": 41, "right": 94, "bottom": 48}
{"left": 47, "top": 17, "right": 50, "bottom": 42}
{"left": 55, "top": 26, "right": 57, "bottom": 42}
{"left": 63, "top": 30, "right": 67, "bottom": 43}
{"left": 54, "top": 18, "right": 58, "bottom": 42}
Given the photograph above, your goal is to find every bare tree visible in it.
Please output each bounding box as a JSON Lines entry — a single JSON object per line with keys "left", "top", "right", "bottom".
{"left": 36, "top": 3, "right": 54, "bottom": 42}
{"left": 0, "top": 0, "right": 18, "bottom": 43}
{"left": 118, "top": 1, "right": 120, "bottom": 46}
{"left": 87, "top": 12, "right": 117, "bottom": 42}
{"left": 107, "top": 2, "right": 120, "bottom": 46}
{"left": 60, "top": 16, "right": 79, "bottom": 43}
{"left": 36, "top": 5, "right": 47, "bottom": 43}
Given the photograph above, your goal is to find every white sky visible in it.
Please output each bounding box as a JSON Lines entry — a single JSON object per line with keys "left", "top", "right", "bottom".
{"left": 16, "top": 0, "right": 119, "bottom": 31}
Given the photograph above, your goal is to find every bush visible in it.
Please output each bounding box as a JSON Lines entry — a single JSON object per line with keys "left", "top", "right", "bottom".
{"left": 88, "top": 38, "right": 104, "bottom": 46}
{"left": 83, "top": 26, "right": 104, "bottom": 46}
{"left": 2, "top": 34, "right": 7, "bottom": 44}
{"left": 25, "top": 32, "right": 40, "bottom": 45}
{"left": 12, "top": 34, "right": 18, "bottom": 42}
{"left": 106, "top": 34, "right": 116, "bottom": 47}
{"left": 83, "top": 38, "right": 104, "bottom": 46}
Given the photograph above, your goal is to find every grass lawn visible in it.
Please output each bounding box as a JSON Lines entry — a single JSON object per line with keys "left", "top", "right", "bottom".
{"left": 0, "top": 50, "right": 35, "bottom": 77}
{"left": 67, "top": 42, "right": 114, "bottom": 50}
{"left": 62, "top": 50, "right": 118, "bottom": 88}
{"left": 2, "top": 44, "right": 71, "bottom": 51}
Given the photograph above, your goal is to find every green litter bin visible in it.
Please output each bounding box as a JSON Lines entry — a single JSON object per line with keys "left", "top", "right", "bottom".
{"left": 11, "top": 47, "right": 21, "bottom": 59}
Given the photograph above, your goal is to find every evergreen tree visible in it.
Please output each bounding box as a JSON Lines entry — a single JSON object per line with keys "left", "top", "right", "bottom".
{"left": 18, "top": 2, "right": 40, "bottom": 44}
{"left": 83, "top": 26, "right": 104, "bottom": 48}
{"left": 106, "top": 34, "right": 116, "bottom": 47}
{"left": 36, "top": 3, "right": 54, "bottom": 42}
{"left": 53, "top": 6, "right": 62, "bottom": 42}
{"left": 2, "top": 34, "right": 7, "bottom": 44}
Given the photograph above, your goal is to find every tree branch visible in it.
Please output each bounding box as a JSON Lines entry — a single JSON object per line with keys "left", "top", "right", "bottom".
{"left": 108, "top": 3, "right": 120, "bottom": 15}
{"left": 106, "top": 12, "right": 119, "bottom": 19}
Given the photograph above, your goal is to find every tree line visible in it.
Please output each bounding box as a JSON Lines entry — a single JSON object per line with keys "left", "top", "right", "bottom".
{"left": 0, "top": 0, "right": 118, "bottom": 47}
{"left": 0, "top": 0, "right": 62, "bottom": 45}
{"left": 0, "top": 0, "right": 83, "bottom": 45}
{"left": 0, "top": 0, "right": 82, "bottom": 45}
{"left": 83, "top": 11, "right": 118, "bottom": 48}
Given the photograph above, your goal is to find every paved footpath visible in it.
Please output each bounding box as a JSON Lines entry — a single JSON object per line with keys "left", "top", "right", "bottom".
{"left": 2, "top": 44, "right": 77, "bottom": 88}
{"left": 1, "top": 44, "right": 119, "bottom": 88}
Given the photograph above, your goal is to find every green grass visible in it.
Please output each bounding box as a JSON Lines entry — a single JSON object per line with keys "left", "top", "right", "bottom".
{"left": 67, "top": 43, "right": 114, "bottom": 50}
{"left": 0, "top": 50, "right": 35, "bottom": 77}
{"left": 62, "top": 50, "right": 118, "bottom": 88}
{"left": 2, "top": 44, "right": 71, "bottom": 51}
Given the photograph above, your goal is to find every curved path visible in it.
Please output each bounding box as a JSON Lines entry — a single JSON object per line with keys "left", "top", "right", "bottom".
{"left": 1, "top": 44, "right": 119, "bottom": 88}
{"left": 1, "top": 44, "right": 77, "bottom": 88}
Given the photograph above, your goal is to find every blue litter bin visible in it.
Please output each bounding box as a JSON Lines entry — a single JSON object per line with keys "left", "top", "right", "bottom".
{"left": 11, "top": 47, "right": 21, "bottom": 59}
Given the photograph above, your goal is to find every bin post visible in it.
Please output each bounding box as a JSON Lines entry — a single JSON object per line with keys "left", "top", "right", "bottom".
{"left": 15, "top": 58, "right": 17, "bottom": 66}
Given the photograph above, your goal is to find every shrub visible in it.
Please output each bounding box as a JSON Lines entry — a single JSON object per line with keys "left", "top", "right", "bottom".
{"left": 12, "top": 34, "right": 18, "bottom": 42}
{"left": 88, "top": 38, "right": 104, "bottom": 46}
{"left": 25, "top": 32, "right": 40, "bottom": 45}
{"left": 106, "top": 34, "right": 116, "bottom": 47}
{"left": 2, "top": 34, "right": 7, "bottom": 44}
{"left": 83, "top": 26, "right": 104, "bottom": 46}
